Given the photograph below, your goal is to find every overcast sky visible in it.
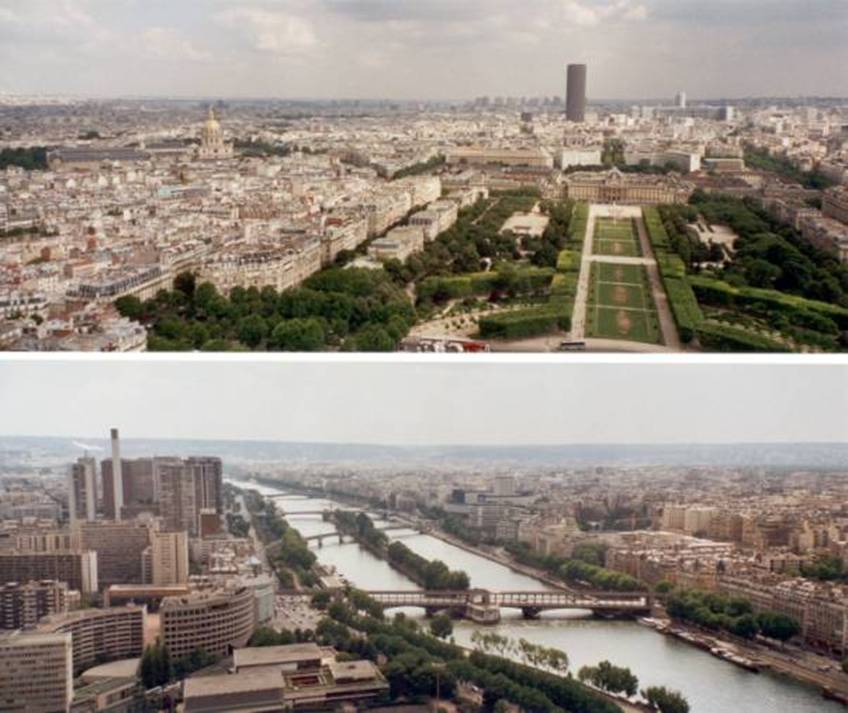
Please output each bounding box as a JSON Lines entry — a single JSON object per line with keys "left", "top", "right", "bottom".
{"left": 0, "top": 357, "right": 845, "bottom": 446}
{"left": 0, "top": 1, "right": 845, "bottom": 100}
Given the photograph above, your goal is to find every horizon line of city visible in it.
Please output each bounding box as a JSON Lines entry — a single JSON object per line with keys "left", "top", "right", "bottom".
{"left": 4, "top": 93, "right": 848, "bottom": 104}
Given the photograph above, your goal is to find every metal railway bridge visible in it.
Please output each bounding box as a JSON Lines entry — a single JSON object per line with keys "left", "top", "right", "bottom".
{"left": 282, "top": 588, "right": 652, "bottom": 621}
{"left": 303, "top": 524, "right": 415, "bottom": 546}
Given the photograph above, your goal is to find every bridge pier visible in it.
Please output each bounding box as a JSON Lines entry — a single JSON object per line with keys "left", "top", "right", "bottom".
{"left": 521, "top": 607, "right": 542, "bottom": 620}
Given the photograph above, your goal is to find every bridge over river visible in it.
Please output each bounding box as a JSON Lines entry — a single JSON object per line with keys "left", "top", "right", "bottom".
{"left": 283, "top": 588, "right": 652, "bottom": 623}
{"left": 303, "top": 524, "right": 417, "bottom": 546}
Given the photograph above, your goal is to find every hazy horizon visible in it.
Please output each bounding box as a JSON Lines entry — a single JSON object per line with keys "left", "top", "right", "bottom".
{"left": 0, "top": 358, "right": 845, "bottom": 448}
{"left": 1, "top": 1, "right": 845, "bottom": 101}
{"left": 2, "top": 433, "right": 846, "bottom": 449}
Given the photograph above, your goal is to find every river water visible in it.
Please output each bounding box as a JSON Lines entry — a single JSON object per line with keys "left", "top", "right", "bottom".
{"left": 243, "top": 482, "right": 841, "bottom": 713}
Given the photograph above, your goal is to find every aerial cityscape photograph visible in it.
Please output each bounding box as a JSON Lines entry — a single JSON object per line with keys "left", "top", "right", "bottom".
{"left": 0, "top": 357, "right": 847, "bottom": 713}
{"left": 0, "top": 1, "right": 846, "bottom": 352}
{"left": 2, "top": 1, "right": 848, "bottom": 713}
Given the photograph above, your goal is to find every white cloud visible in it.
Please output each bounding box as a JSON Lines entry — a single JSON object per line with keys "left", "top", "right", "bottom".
{"left": 215, "top": 7, "right": 319, "bottom": 56}
{"left": 559, "top": 0, "right": 648, "bottom": 27}
{"left": 141, "top": 27, "right": 212, "bottom": 62}
{"left": 0, "top": 7, "right": 19, "bottom": 25}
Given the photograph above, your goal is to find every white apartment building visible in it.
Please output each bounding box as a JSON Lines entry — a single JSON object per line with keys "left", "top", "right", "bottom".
{"left": 368, "top": 226, "right": 425, "bottom": 263}
{"left": 0, "top": 631, "right": 73, "bottom": 713}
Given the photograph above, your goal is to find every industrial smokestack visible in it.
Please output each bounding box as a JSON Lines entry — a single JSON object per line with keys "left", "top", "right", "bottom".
{"left": 110, "top": 428, "right": 124, "bottom": 521}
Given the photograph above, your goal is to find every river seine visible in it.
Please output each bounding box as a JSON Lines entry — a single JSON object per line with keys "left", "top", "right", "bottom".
{"left": 244, "top": 482, "right": 841, "bottom": 713}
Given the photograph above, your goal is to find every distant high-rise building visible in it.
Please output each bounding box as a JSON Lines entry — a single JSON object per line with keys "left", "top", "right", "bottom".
{"left": 145, "top": 530, "right": 189, "bottom": 586}
{"left": 102, "top": 457, "right": 156, "bottom": 519}
{"left": 159, "top": 462, "right": 198, "bottom": 536}
{"left": 565, "top": 64, "right": 588, "bottom": 123}
{"left": 68, "top": 457, "right": 96, "bottom": 523}
{"left": 676, "top": 91, "right": 687, "bottom": 109}
{"left": 159, "top": 457, "right": 223, "bottom": 536}
{"left": 189, "top": 457, "right": 223, "bottom": 515}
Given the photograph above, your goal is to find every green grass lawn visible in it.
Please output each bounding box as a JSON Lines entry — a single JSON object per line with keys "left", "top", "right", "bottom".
{"left": 597, "top": 263, "right": 644, "bottom": 284}
{"left": 596, "top": 282, "right": 648, "bottom": 310}
{"left": 595, "top": 217, "right": 636, "bottom": 239}
{"left": 587, "top": 262, "right": 662, "bottom": 344}
{"left": 593, "top": 217, "right": 642, "bottom": 257}
{"left": 593, "top": 240, "right": 641, "bottom": 257}
{"left": 591, "top": 306, "right": 660, "bottom": 343}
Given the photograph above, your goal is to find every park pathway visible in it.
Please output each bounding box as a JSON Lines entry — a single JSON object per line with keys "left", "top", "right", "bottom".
{"left": 634, "top": 213, "right": 681, "bottom": 350}
{"left": 569, "top": 204, "right": 598, "bottom": 340}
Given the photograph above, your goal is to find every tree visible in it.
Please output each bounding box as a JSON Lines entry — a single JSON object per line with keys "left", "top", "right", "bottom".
{"left": 654, "top": 581, "right": 674, "bottom": 595}
{"left": 429, "top": 613, "right": 453, "bottom": 640}
{"left": 139, "top": 644, "right": 159, "bottom": 689}
{"left": 140, "top": 640, "right": 170, "bottom": 689}
{"left": 269, "top": 318, "right": 326, "bottom": 351}
{"left": 642, "top": 686, "right": 690, "bottom": 713}
{"left": 730, "top": 613, "right": 758, "bottom": 639}
{"left": 311, "top": 591, "right": 332, "bottom": 610}
{"left": 249, "top": 626, "right": 295, "bottom": 647}
{"left": 237, "top": 314, "right": 267, "bottom": 348}
{"left": 579, "top": 661, "right": 639, "bottom": 698}
{"left": 351, "top": 324, "right": 396, "bottom": 352}
{"left": 115, "top": 295, "right": 144, "bottom": 320}
{"left": 756, "top": 612, "right": 800, "bottom": 643}
{"left": 745, "top": 258, "right": 782, "bottom": 288}
{"left": 173, "top": 271, "right": 196, "bottom": 300}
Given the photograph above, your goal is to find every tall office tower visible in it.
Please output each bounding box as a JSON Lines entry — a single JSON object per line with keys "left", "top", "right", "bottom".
{"left": 565, "top": 63, "right": 588, "bottom": 123}
{"left": 102, "top": 457, "right": 157, "bottom": 519}
{"left": 110, "top": 428, "right": 123, "bottom": 521}
{"left": 159, "top": 462, "right": 199, "bottom": 536}
{"left": 0, "top": 631, "right": 73, "bottom": 713}
{"left": 158, "top": 457, "right": 223, "bottom": 536}
{"left": 68, "top": 457, "right": 97, "bottom": 523}
{"left": 145, "top": 530, "right": 189, "bottom": 586}
{"left": 188, "top": 457, "right": 223, "bottom": 514}
{"left": 676, "top": 91, "right": 687, "bottom": 109}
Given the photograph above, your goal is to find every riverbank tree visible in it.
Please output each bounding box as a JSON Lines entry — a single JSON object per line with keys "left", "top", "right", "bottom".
{"left": 387, "top": 540, "right": 470, "bottom": 590}
{"left": 318, "top": 590, "right": 622, "bottom": 713}
{"left": 504, "top": 542, "right": 642, "bottom": 592}
{"left": 578, "top": 661, "right": 639, "bottom": 698}
{"left": 666, "top": 587, "right": 799, "bottom": 643}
